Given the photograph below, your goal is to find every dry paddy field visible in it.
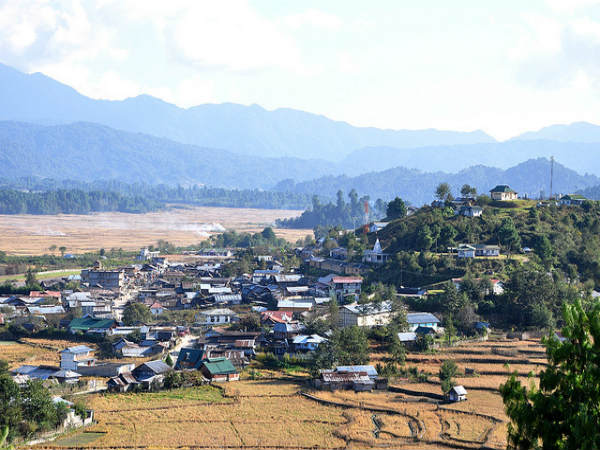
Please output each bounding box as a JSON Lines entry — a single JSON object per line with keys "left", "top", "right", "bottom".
{"left": 30, "top": 338, "right": 541, "bottom": 449}
{"left": 0, "top": 206, "right": 310, "bottom": 255}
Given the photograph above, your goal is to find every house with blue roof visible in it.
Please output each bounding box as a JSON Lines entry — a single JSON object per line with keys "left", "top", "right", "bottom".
{"left": 406, "top": 312, "right": 441, "bottom": 332}
{"left": 175, "top": 348, "right": 205, "bottom": 370}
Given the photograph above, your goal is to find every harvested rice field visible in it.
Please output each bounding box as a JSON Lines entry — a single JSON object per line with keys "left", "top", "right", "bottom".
{"left": 0, "top": 340, "right": 60, "bottom": 369}
{"left": 32, "top": 338, "right": 541, "bottom": 449}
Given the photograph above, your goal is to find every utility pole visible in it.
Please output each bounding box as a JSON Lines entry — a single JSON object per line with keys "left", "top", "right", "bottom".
{"left": 550, "top": 156, "right": 554, "bottom": 200}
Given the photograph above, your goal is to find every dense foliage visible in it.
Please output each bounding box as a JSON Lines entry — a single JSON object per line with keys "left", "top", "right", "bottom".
{"left": 276, "top": 190, "right": 386, "bottom": 229}
{"left": 0, "top": 361, "right": 72, "bottom": 442}
{"left": 378, "top": 201, "right": 600, "bottom": 286}
{"left": 0, "top": 178, "right": 313, "bottom": 215}
{"left": 500, "top": 300, "right": 600, "bottom": 450}
{"left": 207, "top": 227, "right": 287, "bottom": 249}
{"left": 0, "top": 188, "right": 161, "bottom": 214}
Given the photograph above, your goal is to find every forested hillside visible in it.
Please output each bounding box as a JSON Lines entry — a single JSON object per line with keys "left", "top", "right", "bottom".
{"left": 364, "top": 199, "right": 600, "bottom": 328}
{"left": 0, "top": 121, "right": 335, "bottom": 189}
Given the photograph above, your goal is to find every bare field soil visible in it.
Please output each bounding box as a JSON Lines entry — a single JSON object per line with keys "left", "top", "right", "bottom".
{"left": 0, "top": 206, "right": 309, "bottom": 255}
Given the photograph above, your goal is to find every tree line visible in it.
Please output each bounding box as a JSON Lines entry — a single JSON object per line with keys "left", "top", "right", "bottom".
{"left": 276, "top": 189, "right": 387, "bottom": 229}
{"left": 0, "top": 177, "right": 313, "bottom": 212}
{"left": 0, "top": 189, "right": 161, "bottom": 214}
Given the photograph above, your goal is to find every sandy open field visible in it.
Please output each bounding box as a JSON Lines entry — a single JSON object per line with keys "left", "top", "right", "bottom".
{"left": 0, "top": 206, "right": 310, "bottom": 255}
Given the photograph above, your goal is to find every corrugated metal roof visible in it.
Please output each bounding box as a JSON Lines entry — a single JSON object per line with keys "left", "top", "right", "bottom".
{"left": 407, "top": 312, "right": 440, "bottom": 324}
{"left": 62, "top": 345, "right": 94, "bottom": 354}
{"left": 451, "top": 385, "right": 467, "bottom": 395}
{"left": 202, "top": 357, "right": 237, "bottom": 375}
{"left": 335, "top": 365, "right": 378, "bottom": 377}
{"left": 343, "top": 301, "right": 392, "bottom": 315}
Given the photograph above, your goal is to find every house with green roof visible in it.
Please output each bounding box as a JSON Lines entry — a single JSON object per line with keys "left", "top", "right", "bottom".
{"left": 490, "top": 185, "right": 518, "bottom": 201}
{"left": 68, "top": 317, "right": 116, "bottom": 335}
{"left": 559, "top": 194, "right": 587, "bottom": 206}
{"left": 200, "top": 357, "right": 239, "bottom": 382}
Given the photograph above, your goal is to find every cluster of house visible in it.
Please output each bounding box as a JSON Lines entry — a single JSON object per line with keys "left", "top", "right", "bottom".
{"left": 11, "top": 340, "right": 241, "bottom": 393}
{"left": 306, "top": 237, "right": 392, "bottom": 277}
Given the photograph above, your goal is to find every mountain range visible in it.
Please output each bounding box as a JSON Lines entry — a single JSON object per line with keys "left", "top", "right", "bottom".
{"left": 3, "top": 61, "right": 600, "bottom": 205}
{"left": 0, "top": 62, "right": 493, "bottom": 161}
{"left": 0, "top": 121, "right": 334, "bottom": 189}
{"left": 339, "top": 140, "right": 600, "bottom": 175}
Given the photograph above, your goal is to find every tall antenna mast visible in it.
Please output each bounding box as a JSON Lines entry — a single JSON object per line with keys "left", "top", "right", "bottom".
{"left": 549, "top": 156, "right": 554, "bottom": 200}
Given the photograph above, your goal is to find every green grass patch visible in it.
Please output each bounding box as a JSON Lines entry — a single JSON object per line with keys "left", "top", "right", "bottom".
{"left": 52, "top": 431, "right": 105, "bottom": 447}
{"left": 0, "top": 269, "right": 82, "bottom": 283}
{"left": 121, "top": 385, "right": 228, "bottom": 403}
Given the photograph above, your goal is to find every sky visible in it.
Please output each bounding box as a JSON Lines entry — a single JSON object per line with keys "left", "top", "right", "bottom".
{"left": 1, "top": 0, "right": 600, "bottom": 140}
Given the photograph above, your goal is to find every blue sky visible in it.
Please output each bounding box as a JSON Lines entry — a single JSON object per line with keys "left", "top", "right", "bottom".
{"left": 1, "top": 0, "right": 600, "bottom": 139}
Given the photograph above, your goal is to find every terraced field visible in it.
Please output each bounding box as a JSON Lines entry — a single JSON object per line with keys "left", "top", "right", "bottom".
{"left": 31, "top": 337, "right": 541, "bottom": 449}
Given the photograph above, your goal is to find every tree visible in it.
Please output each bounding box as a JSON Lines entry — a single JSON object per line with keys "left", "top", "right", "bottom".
{"left": 435, "top": 182, "right": 453, "bottom": 202}
{"left": 310, "top": 341, "right": 336, "bottom": 376}
{"left": 232, "top": 313, "right": 261, "bottom": 331}
{"left": 328, "top": 295, "right": 340, "bottom": 330}
{"left": 440, "top": 282, "right": 468, "bottom": 316}
{"left": 122, "top": 303, "right": 152, "bottom": 326}
{"left": 534, "top": 235, "right": 553, "bottom": 268}
{"left": 388, "top": 334, "right": 406, "bottom": 365}
{"left": 25, "top": 268, "right": 39, "bottom": 291}
{"left": 0, "top": 373, "right": 21, "bottom": 440}
{"left": 165, "top": 354, "right": 174, "bottom": 367}
{"left": 439, "top": 224, "right": 457, "bottom": 249}
{"left": 386, "top": 197, "right": 407, "bottom": 219}
{"left": 304, "top": 318, "right": 329, "bottom": 336}
{"left": 48, "top": 245, "right": 57, "bottom": 254}
{"left": 497, "top": 217, "right": 521, "bottom": 254}
{"left": 439, "top": 360, "right": 458, "bottom": 396}
{"left": 332, "top": 326, "right": 369, "bottom": 365}
{"left": 500, "top": 300, "right": 600, "bottom": 450}
{"left": 261, "top": 227, "right": 276, "bottom": 240}
{"left": 445, "top": 315, "right": 456, "bottom": 345}
{"left": 416, "top": 225, "right": 434, "bottom": 250}
{"left": 460, "top": 184, "right": 477, "bottom": 197}
{"left": 58, "top": 246, "right": 67, "bottom": 257}
{"left": 21, "top": 380, "right": 62, "bottom": 432}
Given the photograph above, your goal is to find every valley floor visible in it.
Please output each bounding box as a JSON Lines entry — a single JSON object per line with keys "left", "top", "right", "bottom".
{"left": 0, "top": 206, "right": 309, "bottom": 255}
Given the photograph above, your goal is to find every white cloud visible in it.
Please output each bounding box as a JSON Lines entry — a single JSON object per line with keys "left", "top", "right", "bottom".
{"left": 546, "top": 0, "right": 600, "bottom": 12}
{"left": 511, "top": 9, "right": 600, "bottom": 91}
{"left": 163, "top": 2, "right": 300, "bottom": 72}
{"left": 282, "top": 9, "right": 342, "bottom": 31}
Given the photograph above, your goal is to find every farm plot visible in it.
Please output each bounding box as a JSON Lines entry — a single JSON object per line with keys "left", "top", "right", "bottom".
{"left": 0, "top": 340, "right": 59, "bottom": 369}
{"left": 38, "top": 382, "right": 348, "bottom": 449}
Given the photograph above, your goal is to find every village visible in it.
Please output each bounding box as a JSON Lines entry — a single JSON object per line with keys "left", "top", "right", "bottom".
{"left": 0, "top": 183, "right": 585, "bottom": 449}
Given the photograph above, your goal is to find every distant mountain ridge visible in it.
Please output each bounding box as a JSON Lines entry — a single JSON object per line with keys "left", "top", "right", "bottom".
{"left": 513, "top": 122, "right": 600, "bottom": 143}
{"left": 340, "top": 140, "right": 600, "bottom": 175}
{"left": 275, "top": 158, "right": 599, "bottom": 205}
{"left": 0, "top": 121, "right": 336, "bottom": 189}
{"left": 0, "top": 62, "right": 494, "bottom": 160}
